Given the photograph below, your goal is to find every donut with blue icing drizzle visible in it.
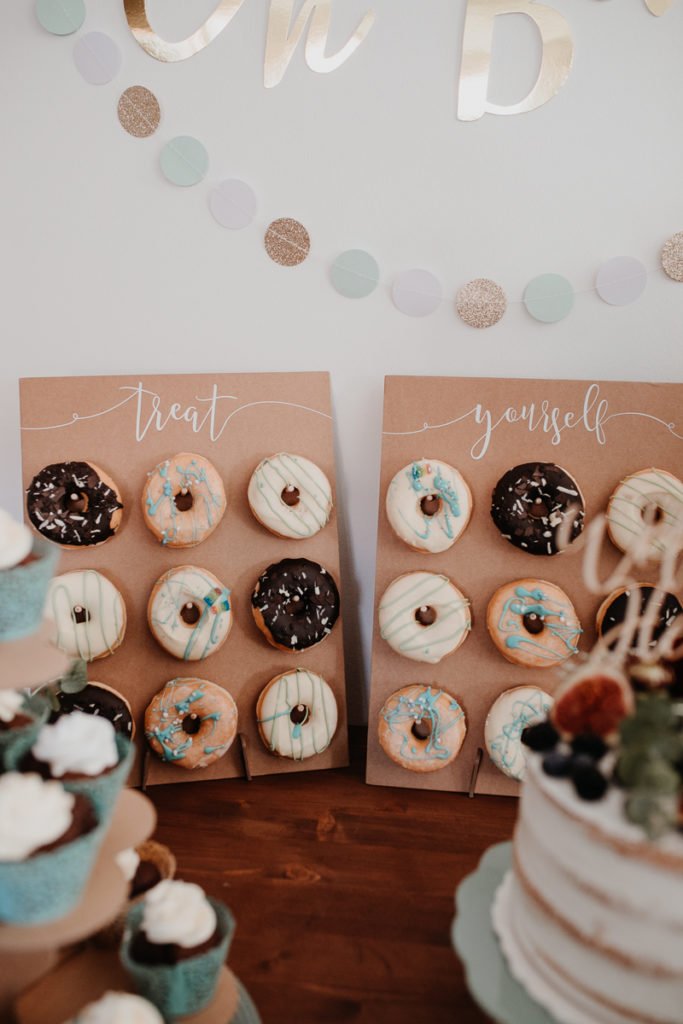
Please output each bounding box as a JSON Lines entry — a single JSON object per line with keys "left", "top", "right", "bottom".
{"left": 248, "top": 452, "right": 333, "bottom": 539}
{"left": 141, "top": 453, "right": 226, "bottom": 548}
{"left": 144, "top": 678, "right": 237, "bottom": 770}
{"left": 385, "top": 459, "right": 472, "bottom": 554}
{"left": 484, "top": 685, "right": 554, "bottom": 780}
{"left": 606, "top": 468, "right": 683, "bottom": 561}
{"left": 377, "top": 684, "right": 467, "bottom": 773}
{"left": 256, "top": 669, "right": 338, "bottom": 760}
{"left": 486, "top": 578, "right": 581, "bottom": 668}
{"left": 147, "top": 565, "right": 232, "bottom": 661}
{"left": 378, "top": 571, "right": 471, "bottom": 664}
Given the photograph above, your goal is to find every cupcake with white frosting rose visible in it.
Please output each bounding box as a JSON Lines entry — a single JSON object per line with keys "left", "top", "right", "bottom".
{"left": 6, "top": 710, "right": 133, "bottom": 818}
{"left": 120, "top": 879, "right": 235, "bottom": 1019}
{"left": 0, "top": 772, "right": 102, "bottom": 923}
{"left": 0, "top": 508, "right": 59, "bottom": 642}
{"left": 0, "top": 687, "right": 48, "bottom": 759}
{"left": 64, "top": 991, "right": 163, "bottom": 1024}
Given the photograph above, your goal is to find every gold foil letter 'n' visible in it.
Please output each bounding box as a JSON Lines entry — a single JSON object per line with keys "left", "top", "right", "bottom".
{"left": 457, "top": 0, "right": 574, "bottom": 121}
{"left": 265, "top": 0, "right": 376, "bottom": 89}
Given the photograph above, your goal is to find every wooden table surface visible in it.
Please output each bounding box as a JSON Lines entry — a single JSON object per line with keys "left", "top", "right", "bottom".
{"left": 151, "top": 728, "right": 516, "bottom": 1024}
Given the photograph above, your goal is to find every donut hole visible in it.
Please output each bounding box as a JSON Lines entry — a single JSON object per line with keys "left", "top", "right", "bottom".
{"left": 529, "top": 498, "right": 549, "bottom": 519}
{"left": 65, "top": 490, "right": 88, "bottom": 514}
{"left": 642, "top": 499, "right": 666, "bottom": 525}
{"left": 523, "top": 612, "right": 544, "bottom": 635}
{"left": 285, "top": 596, "right": 307, "bottom": 618}
{"left": 411, "top": 718, "right": 432, "bottom": 741}
{"left": 174, "top": 489, "right": 194, "bottom": 513}
{"left": 281, "top": 485, "right": 301, "bottom": 507}
{"left": 180, "top": 601, "right": 202, "bottom": 626}
{"left": 415, "top": 605, "right": 437, "bottom": 627}
{"left": 71, "top": 604, "right": 91, "bottom": 625}
{"left": 420, "top": 494, "right": 442, "bottom": 518}
{"left": 181, "top": 713, "right": 202, "bottom": 735}
{"left": 289, "top": 704, "right": 309, "bottom": 726}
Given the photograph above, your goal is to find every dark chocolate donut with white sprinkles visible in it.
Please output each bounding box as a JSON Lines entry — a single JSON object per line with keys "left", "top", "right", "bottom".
{"left": 491, "top": 462, "right": 584, "bottom": 556}
{"left": 50, "top": 681, "right": 135, "bottom": 739}
{"left": 596, "top": 583, "right": 682, "bottom": 651}
{"left": 251, "top": 557, "right": 340, "bottom": 652}
{"left": 26, "top": 461, "right": 123, "bottom": 547}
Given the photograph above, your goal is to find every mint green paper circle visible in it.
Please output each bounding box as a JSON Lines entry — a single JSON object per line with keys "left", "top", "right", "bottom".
{"left": 524, "top": 274, "right": 574, "bottom": 324}
{"left": 160, "top": 136, "right": 209, "bottom": 187}
{"left": 331, "top": 250, "right": 380, "bottom": 299}
{"left": 36, "top": 0, "right": 85, "bottom": 34}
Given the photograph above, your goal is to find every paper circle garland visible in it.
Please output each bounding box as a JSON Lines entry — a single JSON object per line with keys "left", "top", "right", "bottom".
{"left": 160, "top": 136, "right": 209, "bottom": 187}
{"left": 456, "top": 278, "right": 507, "bottom": 328}
{"left": 661, "top": 231, "right": 683, "bottom": 282}
{"left": 595, "top": 256, "right": 647, "bottom": 306}
{"left": 264, "top": 219, "right": 310, "bottom": 267}
{"left": 117, "top": 86, "right": 161, "bottom": 138}
{"left": 523, "top": 273, "right": 574, "bottom": 323}
{"left": 392, "top": 269, "right": 442, "bottom": 317}
{"left": 209, "top": 179, "right": 257, "bottom": 230}
{"left": 331, "top": 250, "right": 380, "bottom": 299}
{"left": 73, "top": 32, "right": 122, "bottom": 85}
{"left": 35, "top": 0, "right": 85, "bottom": 35}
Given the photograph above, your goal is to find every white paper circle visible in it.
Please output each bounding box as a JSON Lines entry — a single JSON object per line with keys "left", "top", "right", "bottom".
{"left": 595, "top": 257, "right": 647, "bottom": 306}
{"left": 392, "top": 270, "right": 442, "bottom": 317}
{"left": 209, "top": 179, "right": 257, "bottom": 230}
{"left": 73, "top": 32, "right": 122, "bottom": 86}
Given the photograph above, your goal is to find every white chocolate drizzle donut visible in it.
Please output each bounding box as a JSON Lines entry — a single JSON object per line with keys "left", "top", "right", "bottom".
{"left": 378, "top": 572, "right": 471, "bottom": 664}
{"left": 147, "top": 566, "right": 232, "bottom": 661}
{"left": 248, "top": 453, "right": 333, "bottom": 539}
{"left": 377, "top": 684, "right": 467, "bottom": 773}
{"left": 606, "top": 468, "right": 683, "bottom": 560}
{"left": 256, "top": 669, "right": 338, "bottom": 760}
{"left": 141, "top": 453, "right": 226, "bottom": 548}
{"left": 385, "top": 459, "right": 472, "bottom": 554}
{"left": 46, "top": 570, "right": 126, "bottom": 661}
{"left": 485, "top": 686, "right": 554, "bottom": 781}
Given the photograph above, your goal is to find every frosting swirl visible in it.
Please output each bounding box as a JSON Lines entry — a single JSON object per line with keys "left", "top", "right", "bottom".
{"left": 0, "top": 773, "right": 74, "bottom": 861}
{"left": 32, "top": 711, "right": 119, "bottom": 777}
{"left": 0, "top": 689, "right": 26, "bottom": 723}
{"left": 68, "top": 991, "right": 164, "bottom": 1024}
{"left": 141, "top": 879, "right": 216, "bottom": 948}
{"left": 0, "top": 509, "right": 33, "bottom": 570}
{"left": 116, "top": 847, "right": 140, "bottom": 883}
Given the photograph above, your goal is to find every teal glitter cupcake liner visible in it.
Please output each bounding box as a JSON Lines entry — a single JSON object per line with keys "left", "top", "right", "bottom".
{"left": 5, "top": 732, "right": 133, "bottom": 820}
{"left": 0, "top": 796, "right": 103, "bottom": 924}
{"left": 0, "top": 694, "right": 49, "bottom": 764}
{"left": 0, "top": 537, "right": 59, "bottom": 641}
{"left": 120, "top": 900, "right": 235, "bottom": 1020}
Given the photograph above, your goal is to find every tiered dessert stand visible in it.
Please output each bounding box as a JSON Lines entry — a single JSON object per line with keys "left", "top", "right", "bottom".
{"left": 0, "top": 626, "right": 260, "bottom": 1024}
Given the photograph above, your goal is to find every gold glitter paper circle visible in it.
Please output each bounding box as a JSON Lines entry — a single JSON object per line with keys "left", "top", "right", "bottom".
{"left": 456, "top": 278, "right": 507, "bottom": 329}
{"left": 264, "top": 218, "right": 310, "bottom": 267}
{"left": 661, "top": 231, "right": 683, "bottom": 282}
{"left": 117, "top": 86, "right": 161, "bottom": 139}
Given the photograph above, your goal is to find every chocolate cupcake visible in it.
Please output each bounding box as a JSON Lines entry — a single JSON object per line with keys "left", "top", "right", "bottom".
{"left": 121, "top": 880, "right": 234, "bottom": 1018}
{"left": 0, "top": 509, "right": 59, "bottom": 642}
{"left": 65, "top": 992, "right": 164, "bottom": 1024}
{"left": 0, "top": 772, "right": 101, "bottom": 923}
{"left": 0, "top": 689, "right": 48, "bottom": 761}
{"left": 117, "top": 841, "right": 177, "bottom": 900}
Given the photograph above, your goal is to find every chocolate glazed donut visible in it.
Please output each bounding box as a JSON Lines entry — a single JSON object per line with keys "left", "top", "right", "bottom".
{"left": 491, "top": 462, "right": 584, "bottom": 556}
{"left": 251, "top": 557, "right": 340, "bottom": 651}
{"left": 26, "top": 461, "right": 123, "bottom": 547}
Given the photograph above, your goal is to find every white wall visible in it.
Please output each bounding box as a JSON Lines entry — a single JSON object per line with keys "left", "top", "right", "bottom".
{"left": 3, "top": 0, "right": 683, "bottom": 719}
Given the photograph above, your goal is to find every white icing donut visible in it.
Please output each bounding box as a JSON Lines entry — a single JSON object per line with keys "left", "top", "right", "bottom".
{"left": 485, "top": 685, "right": 554, "bottom": 781}
{"left": 248, "top": 453, "right": 332, "bottom": 539}
{"left": 147, "top": 566, "right": 232, "bottom": 661}
{"left": 378, "top": 572, "right": 471, "bottom": 664}
{"left": 607, "top": 468, "right": 683, "bottom": 560}
{"left": 256, "top": 669, "right": 338, "bottom": 760}
{"left": 46, "top": 570, "right": 126, "bottom": 661}
{"left": 385, "top": 459, "right": 472, "bottom": 554}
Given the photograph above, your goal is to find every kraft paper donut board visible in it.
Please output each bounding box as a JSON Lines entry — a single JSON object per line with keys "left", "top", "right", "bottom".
{"left": 366, "top": 374, "right": 683, "bottom": 796}
{"left": 19, "top": 372, "right": 349, "bottom": 787}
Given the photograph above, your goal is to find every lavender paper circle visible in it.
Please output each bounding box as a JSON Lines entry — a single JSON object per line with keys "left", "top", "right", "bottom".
{"left": 160, "top": 137, "right": 209, "bottom": 187}
{"left": 36, "top": 0, "right": 85, "bottom": 35}
{"left": 392, "top": 270, "right": 442, "bottom": 317}
{"left": 73, "top": 32, "right": 122, "bottom": 85}
{"left": 209, "top": 180, "right": 257, "bottom": 230}
{"left": 595, "top": 257, "right": 647, "bottom": 306}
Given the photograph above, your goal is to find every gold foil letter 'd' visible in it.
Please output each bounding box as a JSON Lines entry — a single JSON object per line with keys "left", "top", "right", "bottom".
{"left": 123, "top": 0, "right": 375, "bottom": 83}
{"left": 458, "top": 0, "right": 574, "bottom": 121}
{"left": 264, "top": 0, "right": 376, "bottom": 89}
